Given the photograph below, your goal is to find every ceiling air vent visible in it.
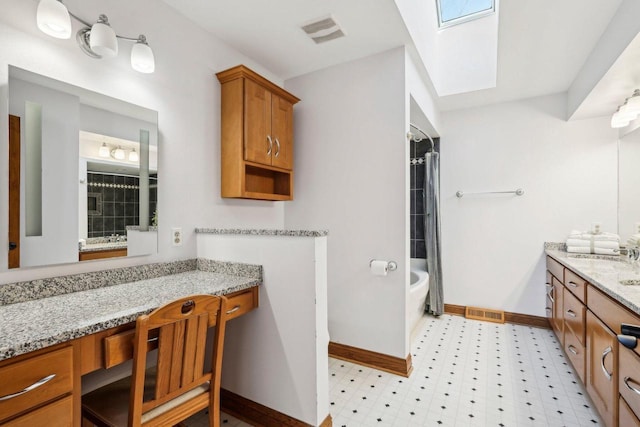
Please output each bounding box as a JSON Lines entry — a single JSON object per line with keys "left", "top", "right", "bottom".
{"left": 301, "top": 15, "right": 345, "bottom": 44}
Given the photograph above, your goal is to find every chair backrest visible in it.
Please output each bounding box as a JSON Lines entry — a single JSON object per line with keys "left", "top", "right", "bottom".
{"left": 128, "top": 295, "right": 228, "bottom": 427}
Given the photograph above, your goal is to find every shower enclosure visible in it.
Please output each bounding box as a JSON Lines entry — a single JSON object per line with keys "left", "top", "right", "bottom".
{"left": 409, "top": 124, "right": 443, "bottom": 318}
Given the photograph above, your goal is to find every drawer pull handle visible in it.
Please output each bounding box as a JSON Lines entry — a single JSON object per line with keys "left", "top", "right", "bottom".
{"left": 0, "top": 374, "right": 56, "bottom": 401}
{"left": 227, "top": 305, "right": 241, "bottom": 314}
{"left": 547, "top": 288, "right": 554, "bottom": 303}
{"left": 624, "top": 377, "right": 640, "bottom": 396}
{"left": 567, "top": 281, "right": 578, "bottom": 288}
{"left": 545, "top": 307, "right": 552, "bottom": 312}
{"left": 274, "top": 138, "right": 281, "bottom": 158}
{"left": 568, "top": 345, "right": 578, "bottom": 355}
{"left": 601, "top": 346, "right": 613, "bottom": 381}
{"left": 566, "top": 309, "right": 577, "bottom": 318}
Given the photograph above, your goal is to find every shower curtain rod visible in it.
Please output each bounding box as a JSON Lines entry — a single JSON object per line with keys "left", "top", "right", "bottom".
{"left": 409, "top": 123, "right": 435, "bottom": 152}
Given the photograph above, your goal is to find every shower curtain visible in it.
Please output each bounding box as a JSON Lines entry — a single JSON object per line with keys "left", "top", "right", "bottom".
{"left": 424, "top": 152, "right": 443, "bottom": 316}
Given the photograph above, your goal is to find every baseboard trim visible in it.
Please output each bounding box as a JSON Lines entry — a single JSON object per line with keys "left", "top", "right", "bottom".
{"left": 328, "top": 342, "right": 413, "bottom": 377}
{"left": 444, "top": 304, "right": 550, "bottom": 329}
{"left": 221, "top": 388, "right": 331, "bottom": 427}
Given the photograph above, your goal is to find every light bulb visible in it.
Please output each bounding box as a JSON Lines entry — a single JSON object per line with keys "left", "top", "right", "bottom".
{"left": 98, "top": 142, "right": 110, "bottom": 158}
{"left": 128, "top": 149, "right": 139, "bottom": 162}
{"left": 36, "top": 0, "right": 71, "bottom": 39}
{"left": 131, "top": 36, "right": 155, "bottom": 73}
{"left": 113, "top": 146, "right": 125, "bottom": 160}
{"left": 89, "top": 15, "right": 118, "bottom": 58}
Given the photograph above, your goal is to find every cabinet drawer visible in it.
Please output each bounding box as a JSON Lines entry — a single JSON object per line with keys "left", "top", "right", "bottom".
{"left": 225, "top": 287, "right": 259, "bottom": 320}
{"left": 546, "top": 256, "right": 564, "bottom": 283}
{"left": 564, "top": 330, "right": 585, "bottom": 383}
{"left": 619, "top": 346, "right": 640, "bottom": 421}
{"left": 563, "top": 288, "right": 586, "bottom": 345}
{"left": 588, "top": 285, "right": 640, "bottom": 357}
{"left": 564, "top": 268, "right": 587, "bottom": 303}
{"left": 3, "top": 395, "right": 73, "bottom": 427}
{"left": 0, "top": 347, "right": 73, "bottom": 422}
{"left": 620, "top": 396, "right": 640, "bottom": 427}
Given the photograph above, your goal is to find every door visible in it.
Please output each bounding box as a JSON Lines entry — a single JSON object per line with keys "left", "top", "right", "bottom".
{"left": 586, "top": 311, "right": 618, "bottom": 427}
{"left": 270, "top": 94, "right": 293, "bottom": 170}
{"left": 8, "top": 115, "right": 20, "bottom": 269}
{"left": 244, "top": 79, "right": 272, "bottom": 166}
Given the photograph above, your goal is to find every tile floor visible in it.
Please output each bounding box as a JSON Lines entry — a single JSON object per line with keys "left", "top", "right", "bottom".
{"left": 330, "top": 314, "right": 601, "bottom": 426}
{"left": 187, "top": 314, "right": 601, "bottom": 426}
{"left": 185, "top": 410, "right": 250, "bottom": 426}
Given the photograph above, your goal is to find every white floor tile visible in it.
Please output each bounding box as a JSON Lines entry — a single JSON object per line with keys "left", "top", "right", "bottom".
{"left": 329, "top": 314, "right": 602, "bottom": 427}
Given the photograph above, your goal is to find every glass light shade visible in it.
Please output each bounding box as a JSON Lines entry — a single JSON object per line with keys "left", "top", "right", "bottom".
{"left": 128, "top": 149, "right": 139, "bottom": 162}
{"left": 98, "top": 142, "right": 110, "bottom": 158}
{"left": 618, "top": 102, "right": 638, "bottom": 122}
{"left": 626, "top": 91, "right": 640, "bottom": 116}
{"left": 113, "top": 146, "right": 125, "bottom": 160}
{"left": 611, "top": 107, "right": 633, "bottom": 128}
{"left": 131, "top": 42, "right": 155, "bottom": 73}
{"left": 36, "top": 0, "right": 71, "bottom": 39}
{"left": 90, "top": 20, "right": 118, "bottom": 58}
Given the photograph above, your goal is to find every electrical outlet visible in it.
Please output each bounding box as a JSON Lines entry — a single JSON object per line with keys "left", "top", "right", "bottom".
{"left": 172, "top": 227, "right": 182, "bottom": 246}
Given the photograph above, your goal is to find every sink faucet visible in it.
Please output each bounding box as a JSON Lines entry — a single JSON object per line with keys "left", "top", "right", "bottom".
{"left": 628, "top": 247, "right": 640, "bottom": 263}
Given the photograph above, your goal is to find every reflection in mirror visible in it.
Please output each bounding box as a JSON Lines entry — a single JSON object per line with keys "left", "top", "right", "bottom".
{"left": 7, "top": 66, "right": 158, "bottom": 269}
{"left": 619, "top": 128, "right": 640, "bottom": 243}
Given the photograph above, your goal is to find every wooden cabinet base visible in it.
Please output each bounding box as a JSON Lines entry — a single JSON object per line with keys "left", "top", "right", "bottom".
{"left": 79, "top": 248, "right": 127, "bottom": 261}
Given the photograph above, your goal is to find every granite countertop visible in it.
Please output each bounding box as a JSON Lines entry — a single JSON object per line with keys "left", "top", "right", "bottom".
{"left": 0, "top": 270, "right": 260, "bottom": 361}
{"left": 80, "top": 242, "right": 128, "bottom": 253}
{"left": 545, "top": 249, "right": 640, "bottom": 315}
{"left": 195, "top": 228, "right": 328, "bottom": 237}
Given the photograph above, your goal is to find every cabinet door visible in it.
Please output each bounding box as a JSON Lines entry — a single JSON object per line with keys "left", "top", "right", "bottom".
{"left": 586, "top": 311, "right": 618, "bottom": 427}
{"left": 270, "top": 94, "right": 294, "bottom": 170}
{"left": 244, "top": 79, "right": 272, "bottom": 166}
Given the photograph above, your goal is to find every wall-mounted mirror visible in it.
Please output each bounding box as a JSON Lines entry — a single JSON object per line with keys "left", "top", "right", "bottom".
{"left": 7, "top": 66, "right": 158, "bottom": 269}
{"left": 619, "top": 127, "right": 640, "bottom": 243}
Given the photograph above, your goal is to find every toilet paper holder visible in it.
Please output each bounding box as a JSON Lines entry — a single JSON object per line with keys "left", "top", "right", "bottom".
{"left": 370, "top": 260, "right": 397, "bottom": 271}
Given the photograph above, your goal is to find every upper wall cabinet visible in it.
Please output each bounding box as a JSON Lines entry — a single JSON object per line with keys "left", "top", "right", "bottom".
{"left": 217, "top": 65, "right": 300, "bottom": 201}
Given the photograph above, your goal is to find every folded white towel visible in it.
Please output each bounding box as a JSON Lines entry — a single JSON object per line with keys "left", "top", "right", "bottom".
{"left": 567, "top": 246, "right": 619, "bottom": 255}
{"left": 565, "top": 239, "right": 620, "bottom": 249}
{"left": 628, "top": 238, "right": 640, "bottom": 247}
{"left": 568, "top": 230, "right": 619, "bottom": 242}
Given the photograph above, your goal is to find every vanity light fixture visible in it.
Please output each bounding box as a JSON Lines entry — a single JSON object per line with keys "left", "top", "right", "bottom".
{"left": 98, "top": 142, "right": 110, "bottom": 158}
{"left": 36, "top": 0, "right": 155, "bottom": 73}
{"left": 128, "top": 148, "right": 139, "bottom": 162}
{"left": 611, "top": 90, "right": 640, "bottom": 128}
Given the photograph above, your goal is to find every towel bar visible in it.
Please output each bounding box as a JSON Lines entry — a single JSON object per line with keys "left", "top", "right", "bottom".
{"left": 456, "top": 188, "right": 524, "bottom": 198}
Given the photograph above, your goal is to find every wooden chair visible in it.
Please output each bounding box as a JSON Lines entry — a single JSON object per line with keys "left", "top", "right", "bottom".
{"left": 82, "top": 295, "right": 228, "bottom": 427}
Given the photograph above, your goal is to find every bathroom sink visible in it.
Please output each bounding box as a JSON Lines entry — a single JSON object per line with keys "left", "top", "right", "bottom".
{"left": 620, "top": 279, "right": 640, "bottom": 286}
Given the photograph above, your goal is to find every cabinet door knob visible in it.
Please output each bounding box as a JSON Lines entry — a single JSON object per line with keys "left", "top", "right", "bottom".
{"left": 267, "top": 135, "right": 273, "bottom": 156}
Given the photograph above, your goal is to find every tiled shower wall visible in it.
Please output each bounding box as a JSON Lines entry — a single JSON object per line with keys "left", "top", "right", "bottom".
{"left": 87, "top": 172, "right": 158, "bottom": 238}
{"left": 410, "top": 137, "right": 440, "bottom": 259}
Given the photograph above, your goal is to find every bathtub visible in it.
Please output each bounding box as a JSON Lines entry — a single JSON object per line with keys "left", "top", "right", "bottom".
{"left": 409, "top": 258, "right": 429, "bottom": 336}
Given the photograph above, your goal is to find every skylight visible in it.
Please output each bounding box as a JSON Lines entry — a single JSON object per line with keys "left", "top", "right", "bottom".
{"left": 436, "top": 0, "right": 495, "bottom": 28}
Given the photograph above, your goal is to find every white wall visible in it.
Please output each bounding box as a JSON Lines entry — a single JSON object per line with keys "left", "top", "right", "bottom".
{"left": 441, "top": 93, "right": 618, "bottom": 316}
{"left": 284, "top": 47, "right": 409, "bottom": 358}
{"left": 197, "top": 233, "right": 329, "bottom": 426}
{"left": 0, "top": 0, "right": 284, "bottom": 283}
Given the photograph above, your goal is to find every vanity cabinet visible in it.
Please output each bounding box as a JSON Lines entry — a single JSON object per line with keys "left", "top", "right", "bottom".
{"left": 216, "top": 65, "right": 300, "bottom": 201}
{"left": 546, "top": 254, "right": 640, "bottom": 426}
